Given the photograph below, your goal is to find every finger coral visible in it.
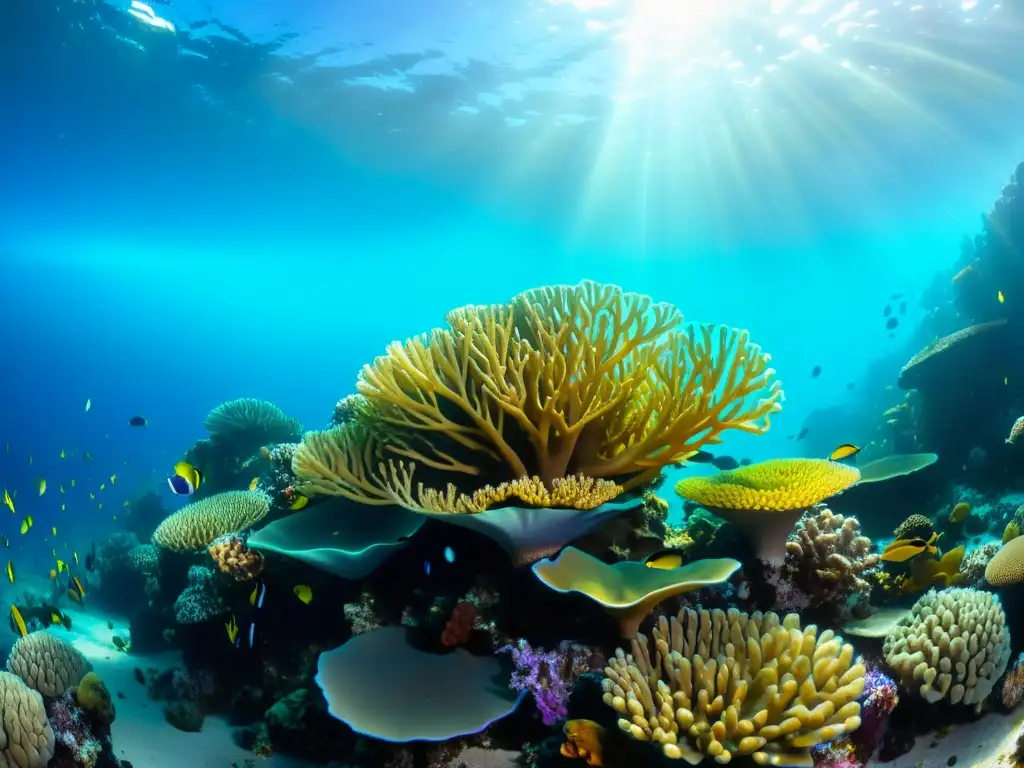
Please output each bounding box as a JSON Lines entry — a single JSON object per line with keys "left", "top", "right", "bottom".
{"left": 883, "top": 587, "right": 1010, "bottom": 707}
{"left": 203, "top": 397, "right": 301, "bottom": 448}
{"left": 675, "top": 459, "right": 860, "bottom": 562}
{"left": 0, "top": 670, "right": 55, "bottom": 768}
{"left": 152, "top": 490, "right": 271, "bottom": 551}
{"left": 781, "top": 506, "right": 879, "bottom": 620}
{"left": 7, "top": 631, "right": 91, "bottom": 698}
{"left": 294, "top": 282, "right": 783, "bottom": 504}
{"left": 602, "top": 607, "right": 864, "bottom": 765}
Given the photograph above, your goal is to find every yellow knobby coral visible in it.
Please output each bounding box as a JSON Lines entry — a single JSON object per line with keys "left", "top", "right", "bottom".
{"left": 75, "top": 672, "right": 116, "bottom": 725}
{"left": 0, "top": 670, "right": 54, "bottom": 768}
{"left": 294, "top": 282, "right": 783, "bottom": 505}
{"left": 152, "top": 490, "right": 271, "bottom": 551}
{"left": 883, "top": 587, "right": 1010, "bottom": 707}
{"left": 674, "top": 459, "right": 860, "bottom": 562}
{"left": 7, "top": 631, "right": 91, "bottom": 698}
{"left": 602, "top": 607, "right": 864, "bottom": 766}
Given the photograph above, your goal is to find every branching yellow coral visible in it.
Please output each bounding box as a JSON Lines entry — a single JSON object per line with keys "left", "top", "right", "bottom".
{"left": 296, "top": 281, "right": 783, "bottom": 508}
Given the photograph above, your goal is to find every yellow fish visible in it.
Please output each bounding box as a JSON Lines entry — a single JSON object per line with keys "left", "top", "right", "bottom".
{"left": 49, "top": 569, "right": 56, "bottom": 580}
{"left": 51, "top": 526, "right": 57, "bottom": 536}
{"left": 225, "top": 614, "right": 240, "bottom": 645}
{"left": 123, "top": 500, "right": 130, "bottom": 508}
{"left": 949, "top": 502, "right": 971, "bottom": 523}
{"left": 10, "top": 605, "right": 27, "bottom": 638}
{"left": 70, "top": 479, "right": 76, "bottom": 488}
{"left": 644, "top": 550, "right": 684, "bottom": 570}
{"left": 829, "top": 444, "right": 861, "bottom": 462}
{"left": 85, "top": 398, "right": 91, "bottom": 412}
{"left": 289, "top": 494, "right": 309, "bottom": 511}
{"left": 60, "top": 449, "right": 65, "bottom": 459}
{"left": 110, "top": 475, "right": 116, "bottom": 485}
{"left": 89, "top": 493, "right": 95, "bottom": 500}
{"left": 248, "top": 477, "right": 259, "bottom": 491}
{"left": 61, "top": 504, "right": 65, "bottom": 512}
{"left": 51, "top": 548, "right": 56, "bottom": 558}
{"left": 38, "top": 479, "right": 46, "bottom": 497}
{"left": 881, "top": 532, "right": 940, "bottom": 563}
{"left": 19, "top": 516, "right": 32, "bottom": 535}
{"left": 56, "top": 559, "right": 66, "bottom": 573}
{"left": 99, "top": 483, "right": 105, "bottom": 491}
{"left": 60, "top": 485, "right": 65, "bottom": 494}
{"left": 3, "top": 489, "right": 14, "bottom": 514}
{"left": 70, "top": 576, "right": 86, "bottom": 600}
{"left": 98, "top": 503, "right": 103, "bottom": 510}
{"left": 998, "top": 290, "right": 1005, "bottom": 304}
{"left": 5, "top": 560, "right": 14, "bottom": 584}
{"left": 73, "top": 552, "right": 79, "bottom": 566}
{"left": 293, "top": 585, "right": 313, "bottom": 604}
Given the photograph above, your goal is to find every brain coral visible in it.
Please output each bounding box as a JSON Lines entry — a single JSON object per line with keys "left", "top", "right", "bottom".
{"left": 984, "top": 536, "right": 1024, "bottom": 587}
{"left": 7, "top": 632, "right": 91, "bottom": 698}
{"left": 152, "top": 490, "right": 271, "bottom": 551}
{"left": 602, "top": 607, "right": 864, "bottom": 765}
{"left": 883, "top": 587, "right": 1010, "bottom": 707}
{"left": 0, "top": 671, "right": 55, "bottom": 768}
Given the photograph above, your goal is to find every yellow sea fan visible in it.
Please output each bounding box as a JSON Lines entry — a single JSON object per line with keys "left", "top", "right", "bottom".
{"left": 674, "top": 458, "right": 860, "bottom": 512}
{"left": 152, "top": 490, "right": 271, "bottom": 551}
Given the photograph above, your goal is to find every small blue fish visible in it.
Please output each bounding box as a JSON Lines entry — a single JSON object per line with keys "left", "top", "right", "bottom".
{"left": 424, "top": 561, "right": 431, "bottom": 576}
{"left": 249, "top": 581, "right": 265, "bottom": 609}
{"left": 443, "top": 546, "right": 456, "bottom": 564}
{"left": 248, "top": 621, "right": 255, "bottom": 648}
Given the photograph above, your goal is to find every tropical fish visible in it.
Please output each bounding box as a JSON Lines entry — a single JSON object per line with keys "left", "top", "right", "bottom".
{"left": 952, "top": 264, "right": 975, "bottom": 283}
{"left": 249, "top": 581, "right": 266, "bottom": 609}
{"left": 644, "top": 550, "right": 684, "bottom": 570}
{"left": 60, "top": 485, "right": 65, "bottom": 494}
{"left": 998, "top": 290, "right": 1005, "bottom": 304}
{"left": 1006, "top": 416, "right": 1024, "bottom": 445}
{"left": 881, "top": 532, "right": 940, "bottom": 563}
{"left": 49, "top": 570, "right": 56, "bottom": 580}
{"left": 3, "top": 489, "right": 13, "bottom": 514}
{"left": 60, "top": 449, "right": 65, "bottom": 459}
{"left": 68, "top": 576, "right": 86, "bottom": 602}
{"left": 5, "top": 561, "right": 13, "bottom": 584}
{"left": 19, "top": 516, "right": 32, "bottom": 535}
{"left": 9, "top": 605, "right": 27, "bottom": 638}
{"left": 248, "top": 621, "right": 256, "bottom": 649}
{"left": 89, "top": 493, "right": 95, "bottom": 500}
{"left": 38, "top": 479, "right": 45, "bottom": 496}
{"left": 107, "top": 620, "right": 114, "bottom": 630}
{"left": 99, "top": 484, "right": 105, "bottom": 491}
{"left": 73, "top": 551, "right": 79, "bottom": 566}
{"left": 85, "top": 398, "right": 91, "bottom": 412}
{"left": 52, "top": 610, "right": 69, "bottom": 630}
{"left": 685, "top": 451, "right": 740, "bottom": 470}
{"left": 225, "top": 615, "right": 240, "bottom": 647}
{"left": 829, "top": 444, "right": 861, "bottom": 462}
{"left": 128, "top": 416, "right": 147, "bottom": 427}
{"left": 84, "top": 543, "right": 96, "bottom": 572}
{"left": 123, "top": 500, "right": 130, "bottom": 507}
{"left": 289, "top": 494, "right": 308, "bottom": 511}
{"left": 293, "top": 585, "right": 313, "bottom": 604}
{"left": 949, "top": 502, "right": 971, "bottom": 523}
{"left": 248, "top": 477, "right": 259, "bottom": 491}
{"left": 71, "top": 479, "right": 76, "bottom": 487}
{"left": 168, "top": 461, "right": 202, "bottom": 496}
{"left": 110, "top": 475, "right": 116, "bottom": 485}
{"left": 56, "top": 559, "right": 66, "bottom": 573}
{"left": 51, "top": 526, "right": 57, "bottom": 536}
{"left": 811, "top": 365, "right": 821, "bottom": 378}
{"left": 112, "top": 636, "right": 127, "bottom": 652}
{"left": 61, "top": 504, "right": 65, "bottom": 512}
{"left": 443, "top": 546, "right": 456, "bottom": 564}
{"left": 1, "top": 535, "right": 9, "bottom": 549}
{"left": 886, "top": 317, "right": 899, "bottom": 330}
{"left": 883, "top": 305, "right": 892, "bottom": 317}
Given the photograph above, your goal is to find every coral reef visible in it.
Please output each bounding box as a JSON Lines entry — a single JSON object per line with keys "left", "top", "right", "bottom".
{"left": 0, "top": 670, "right": 54, "bottom": 768}
{"left": 173, "top": 566, "right": 225, "bottom": 624}
{"left": 602, "top": 607, "right": 865, "bottom": 764}
{"left": 203, "top": 397, "right": 301, "bottom": 452}
{"left": 7, "top": 632, "right": 91, "bottom": 698}
{"left": 883, "top": 587, "right": 1011, "bottom": 707}
{"left": 959, "top": 541, "right": 1000, "bottom": 586}
{"left": 207, "top": 533, "right": 264, "bottom": 581}
{"left": 498, "top": 640, "right": 600, "bottom": 727}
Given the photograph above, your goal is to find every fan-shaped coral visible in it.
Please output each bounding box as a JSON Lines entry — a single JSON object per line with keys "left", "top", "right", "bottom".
{"left": 602, "top": 607, "right": 864, "bottom": 765}
{"left": 0, "top": 670, "right": 54, "bottom": 768}
{"left": 203, "top": 397, "right": 301, "bottom": 448}
{"left": 294, "top": 282, "right": 783, "bottom": 504}
{"left": 7, "top": 631, "right": 91, "bottom": 698}
{"left": 675, "top": 459, "right": 860, "bottom": 562}
{"left": 152, "top": 490, "right": 271, "bottom": 551}
{"left": 883, "top": 587, "right": 1010, "bottom": 707}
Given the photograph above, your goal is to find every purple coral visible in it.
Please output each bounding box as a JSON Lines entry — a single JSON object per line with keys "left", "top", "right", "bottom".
{"left": 498, "top": 639, "right": 570, "bottom": 726}
{"left": 850, "top": 666, "right": 899, "bottom": 761}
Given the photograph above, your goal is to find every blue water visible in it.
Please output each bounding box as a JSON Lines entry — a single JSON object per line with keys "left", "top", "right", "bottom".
{"left": 1, "top": 0, "right": 1023, "bottom": 550}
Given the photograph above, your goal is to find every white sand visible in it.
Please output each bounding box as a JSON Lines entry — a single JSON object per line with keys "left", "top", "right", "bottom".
{"left": 879, "top": 708, "right": 1024, "bottom": 768}
{"left": 58, "top": 606, "right": 315, "bottom": 768}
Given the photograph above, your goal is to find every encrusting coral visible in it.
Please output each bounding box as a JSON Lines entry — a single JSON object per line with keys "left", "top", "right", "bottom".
{"left": 675, "top": 459, "right": 861, "bottom": 562}
{"left": 602, "top": 607, "right": 864, "bottom": 766}
{"left": 0, "top": 670, "right": 55, "bottom": 768}
{"left": 7, "top": 631, "right": 91, "bottom": 698}
{"left": 780, "top": 506, "right": 879, "bottom": 619}
{"left": 152, "top": 490, "right": 271, "bottom": 551}
{"left": 293, "top": 281, "right": 784, "bottom": 509}
{"left": 883, "top": 587, "right": 1010, "bottom": 707}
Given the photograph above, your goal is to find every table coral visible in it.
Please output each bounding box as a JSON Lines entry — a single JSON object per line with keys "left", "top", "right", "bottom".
{"left": 602, "top": 607, "right": 865, "bottom": 765}
{"left": 152, "top": 490, "right": 271, "bottom": 551}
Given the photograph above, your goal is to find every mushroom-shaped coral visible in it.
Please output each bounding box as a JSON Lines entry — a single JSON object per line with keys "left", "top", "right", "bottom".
{"left": 152, "top": 490, "right": 271, "bottom": 551}
{"left": 985, "top": 536, "right": 1024, "bottom": 587}
{"left": 0, "top": 670, "right": 55, "bottom": 768}
{"left": 675, "top": 459, "right": 860, "bottom": 563}
{"left": 314, "top": 626, "right": 521, "bottom": 741}
{"left": 247, "top": 500, "right": 424, "bottom": 580}
{"left": 602, "top": 607, "right": 865, "bottom": 766}
{"left": 7, "top": 631, "right": 91, "bottom": 698}
{"left": 842, "top": 607, "right": 912, "bottom": 639}
{"left": 203, "top": 397, "right": 301, "bottom": 449}
{"left": 208, "top": 534, "right": 264, "bottom": 582}
{"left": 781, "top": 506, "right": 879, "bottom": 617}
{"left": 292, "top": 282, "right": 783, "bottom": 556}
{"left": 532, "top": 546, "right": 740, "bottom": 636}
{"left": 883, "top": 587, "right": 1010, "bottom": 707}
{"left": 857, "top": 453, "right": 938, "bottom": 484}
